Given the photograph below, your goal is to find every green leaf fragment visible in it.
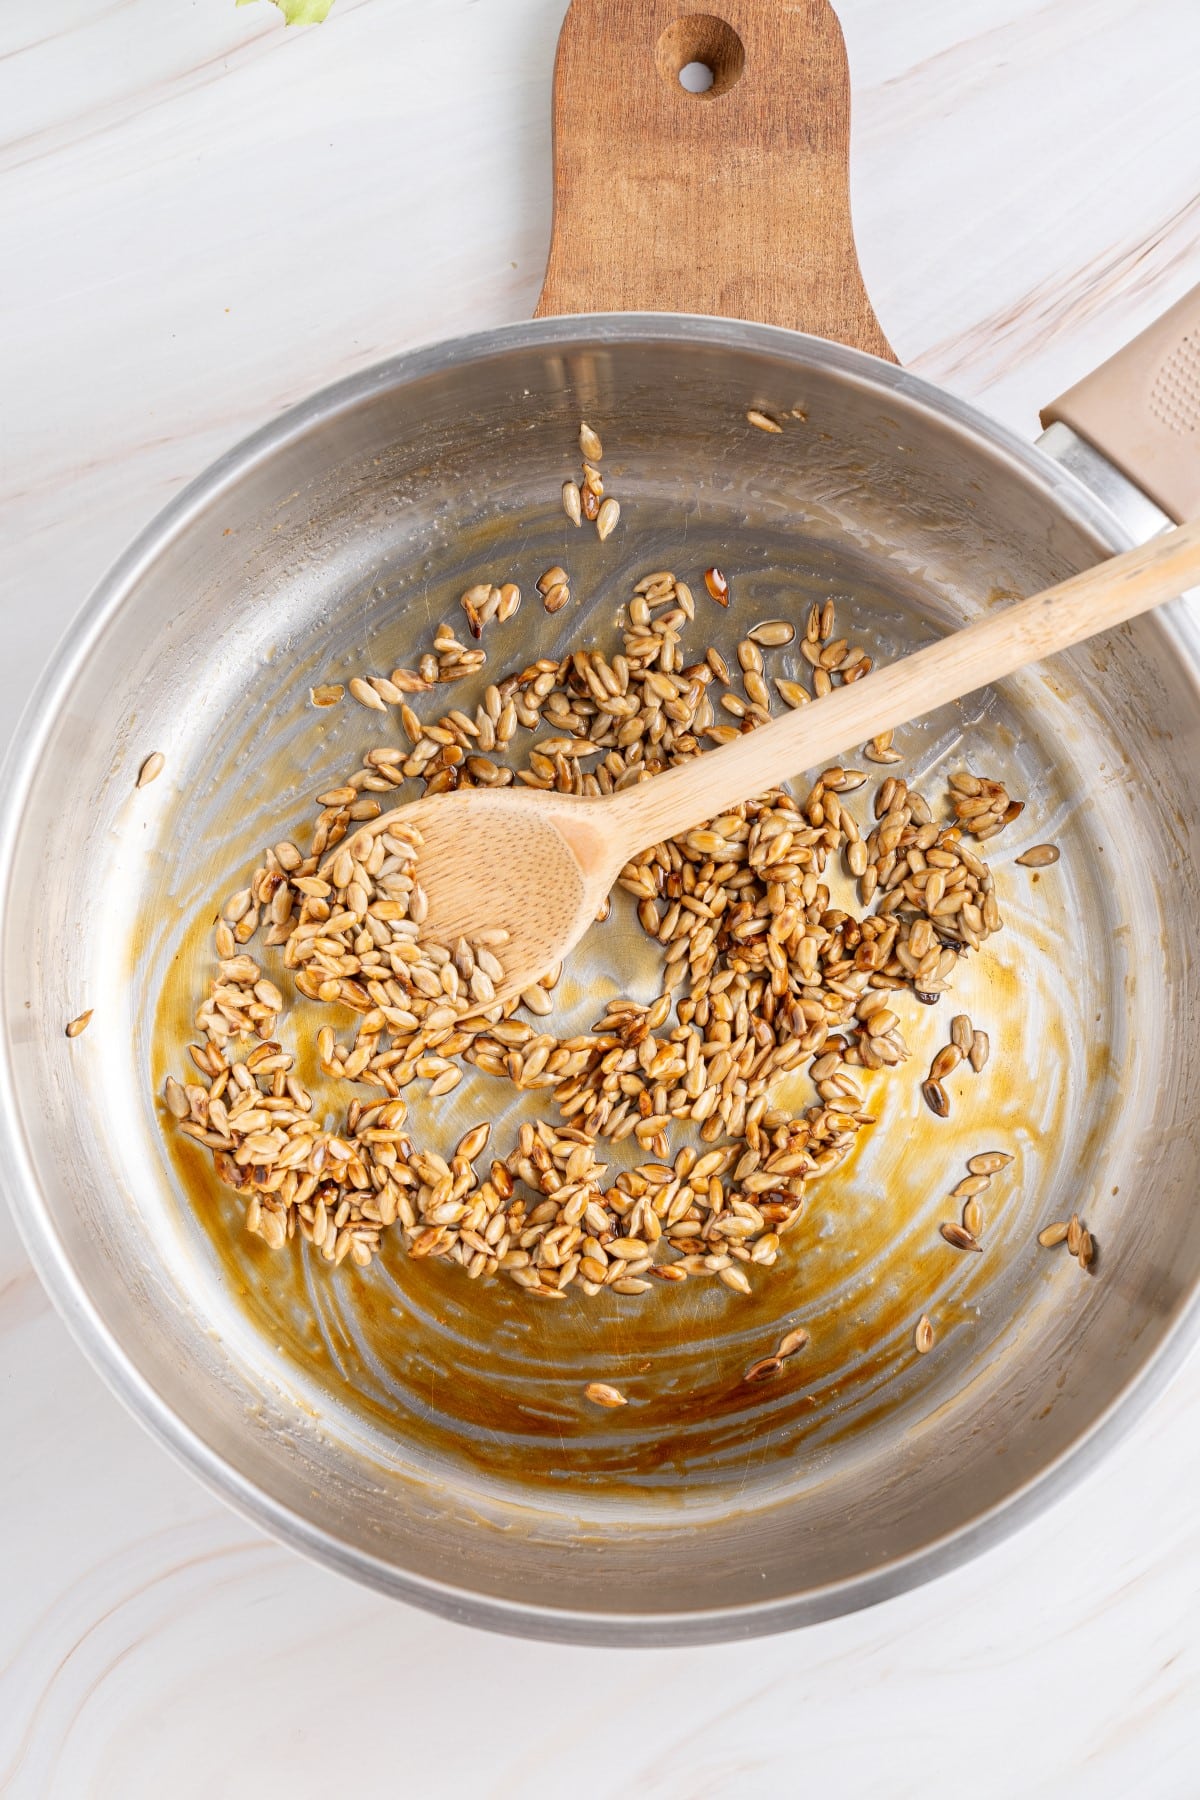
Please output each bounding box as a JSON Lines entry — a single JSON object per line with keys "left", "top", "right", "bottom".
{"left": 237, "top": 0, "right": 336, "bottom": 23}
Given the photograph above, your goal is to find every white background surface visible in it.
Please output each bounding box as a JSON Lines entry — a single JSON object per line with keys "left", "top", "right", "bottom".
{"left": 2, "top": 1, "right": 1199, "bottom": 1794}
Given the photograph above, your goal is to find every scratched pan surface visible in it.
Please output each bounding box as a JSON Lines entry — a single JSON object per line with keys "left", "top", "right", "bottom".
{"left": 2, "top": 318, "right": 1199, "bottom": 1643}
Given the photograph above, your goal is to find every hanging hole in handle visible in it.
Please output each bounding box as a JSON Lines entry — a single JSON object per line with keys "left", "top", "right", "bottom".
{"left": 679, "top": 60, "right": 715, "bottom": 93}
{"left": 656, "top": 15, "right": 745, "bottom": 99}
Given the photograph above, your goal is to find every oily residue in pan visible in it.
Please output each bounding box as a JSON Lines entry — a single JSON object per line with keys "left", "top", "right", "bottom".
{"left": 145, "top": 550, "right": 1122, "bottom": 1507}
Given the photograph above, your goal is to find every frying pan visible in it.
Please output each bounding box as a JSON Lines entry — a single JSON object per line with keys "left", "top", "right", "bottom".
{"left": 2, "top": 0, "right": 1199, "bottom": 1646}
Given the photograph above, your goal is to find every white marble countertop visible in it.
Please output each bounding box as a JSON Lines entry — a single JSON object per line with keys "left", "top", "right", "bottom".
{"left": 2, "top": 1, "right": 1199, "bottom": 1793}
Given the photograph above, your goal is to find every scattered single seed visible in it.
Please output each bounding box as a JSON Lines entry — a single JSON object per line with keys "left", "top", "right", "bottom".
{"left": 562, "top": 480, "right": 582, "bottom": 527}
{"left": 349, "top": 677, "right": 388, "bottom": 712}
{"left": 746, "top": 409, "right": 783, "bottom": 433}
{"left": 66, "top": 1010, "right": 93, "bottom": 1038}
{"left": 929, "top": 1043, "right": 961, "bottom": 1081}
{"left": 310, "top": 683, "right": 345, "bottom": 708}
{"left": 136, "top": 751, "right": 165, "bottom": 789}
{"left": 962, "top": 1197, "right": 985, "bottom": 1237}
{"left": 968, "top": 1031, "right": 990, "bottom": 1073}
{"left": 914, "top": 1314, "right": 935, "bottom": 1354}
{"left": 940, "top": 1221, "right": 982, "bottom": 1252}
{"left": 1078, "top": 1229, "right": 1094, "bottom": 1270}
{"left": 950, "top": 1014, "right": 974, "bottom": 1055}
{"left": 1038, "top": 1221, "right": 1069, "bottom": 1248}
{"left": 953, "top": 1174, "right": 991, "bottom": 1198}
{"left": 596, "top": 497, "right": 621, "bottom": 541}
{"left": 968, "top": 1151, "right": 1012, "bottom": 1176}
{"left": 704, "top": 566, "right": 729, "bottom": 606}
{"left": 579, "top": 422, "right": 604, "bottom": 461}
{"left": 584, "top": 1381, "right": 627, "bottom": 1408}
{"left": 776, "top": 1326, "right": 809, "bottom": 1359}
{"left": 1017, "top": 844, "right": 1060, "bottom": 867}
{"left": 1066, "top": 1213, "right": 1083, "bottom": 1256}
{"left": 922, "top": 1078, "right": 950, "bottom": 1118}
{"left": 744, "top": 1355, "right": 783, "bottom": 1382}
{"left": 749, "top": 619, "right": 796, "bottom": 648}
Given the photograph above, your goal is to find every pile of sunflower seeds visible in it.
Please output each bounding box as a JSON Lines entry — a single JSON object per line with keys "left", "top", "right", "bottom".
{"left": 168, "top": 564, "right": 1027, "bottom": 1298}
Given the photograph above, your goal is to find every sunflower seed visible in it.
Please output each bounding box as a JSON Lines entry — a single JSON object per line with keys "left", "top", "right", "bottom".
{"left": 1038, "top": 1221, "right": 1069, "bottom": 1248}
{"left": 968, "top": 1031, "right": 990, "bottom": 1073}
{"left": 596, "top": 498, "right": 620, "bottom": 541}
{"left": 950, "top": 1014, "right": 974, "bottom": 1055}
{"left": 940, "top": 1222, "right": 982, "bottom": 1252}
{"left": 744, "top": 1355, "right": 783, "bottom": 1382}
{"left": 310, "top": 683, "right": 345, "bottom": 707}
{"left": 579, "top": 422, "right": 604, "bottom": 461}
{"left": 1066, "top": 1213, "right": 1083, "bottom": 1255}
{"left": 746, "top": 409, "right": 782, "bottom": 433}
{"left": 914, "top": 1314, "right": 935, "bottom": 1353}
{"left": 1016, "top": 844, "right": 1060, "bottom": 867}
{"left": 136, "top": 751, "right": 165, "bottom": 788}
{"left": 962, "top": 1198, "right": 984, "bottom": 1237}
{"left": 562, "top": 480, "right": 582, "bottom": 526}
{"left": 704, "top": 567, "right": 729, "bottom": 605}
{"left": 922, "top": 1079, "right": 950, "bottom": 1117}
{"left": 349, "top": 677, "right": 388, "bottom": 712}
{"left": 749, "top": 619, "right": 795, "bottom": 647}
{"left": 776, "top": 1326, "right": 809, "bottom": 1358}
{"left": 584, "top": 1381, "right": 626, "bottom": 1407}
{"left": 66, "top": 1010, "right": 93, "bottom": 1038}
{"left": 968, "top": 1151, "right": 1012, "bottom": 1175}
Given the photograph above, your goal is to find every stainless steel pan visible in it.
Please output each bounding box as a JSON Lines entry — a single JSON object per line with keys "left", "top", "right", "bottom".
{"left": 2, "top": 0, "right": 1199, "bottom": 1645}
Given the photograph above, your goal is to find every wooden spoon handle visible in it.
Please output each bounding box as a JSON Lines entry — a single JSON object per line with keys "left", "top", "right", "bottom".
{"left": 534, "top": 0, "right": 893, "bottom": 357}
{"left": 608, "top": 519, "right": 1200, "bottom": 851}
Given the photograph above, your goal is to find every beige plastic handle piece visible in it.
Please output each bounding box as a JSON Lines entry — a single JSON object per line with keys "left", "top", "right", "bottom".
{"left": 1041, "top": 284, "right": 1200, "bottom": 524}
{"left": 535, "top": 0, "right": 894, "bottom": 359}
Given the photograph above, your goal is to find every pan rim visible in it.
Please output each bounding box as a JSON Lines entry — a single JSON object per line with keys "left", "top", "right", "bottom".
{"left": 2, "top": 311, "right": 1195, "bottom": 1644}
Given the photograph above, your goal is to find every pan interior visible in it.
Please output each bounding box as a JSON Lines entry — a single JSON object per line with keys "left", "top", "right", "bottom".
{"left": 5, "top": 325, "right": 1199, "bottom": 1632}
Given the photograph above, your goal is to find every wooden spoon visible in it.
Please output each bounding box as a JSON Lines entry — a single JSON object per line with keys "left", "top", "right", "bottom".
{"left": 392, "top": 519, "right": 1200, "bottom": 1007}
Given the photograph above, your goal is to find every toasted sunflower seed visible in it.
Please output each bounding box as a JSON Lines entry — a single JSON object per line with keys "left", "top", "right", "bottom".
{"left": 562, "top": 480, "right": 582, "bottom": 527}
{"left": 596, "top": 497, "right": 621, "bottom": 541}
{"left": 746, "top": 409, "right": 782, "bottom": 433}
{"left": 136, "top": 751, "right": 165, "bottom": 788}
{"left": 349, "top": 677, "right": 388, "bottom": 712}
{"left": 914, "top": 1314, "right": 935, "bottom": 1354}
{"left": 1066, "top": 1213, "right": 1083, "bottom": 1256}
{"left": 950, "top": 1014, "right": 974, "bottom": 1055}
{"left": 962, "top": 1198, "right": 984, "bottom": 1237}
{"left": 940, "top": 1221, "right": 982, "bottom": 1253}
{"left": 776, "top": 1326, "right": 809, "bottom": 1358}
{"left": 922, "top": 1079, "right": 950, "bottom": 1118}
{"left": 66, "top": 1010, "right": 93, "bottom": 1038}
{"left": 704, "top": 566, "right": 729, "bottom": 605}
{"left": 968, "top": 1151, "right": 1012, "bottom": 1175}
{"left": 1016, "top": 844, "right": 1060, "bottom": 867}
{"left": 968, "top": 1031, "right": 990, "bottom": 1073}
{"left": 579, "top": 422, "right": 604, "bottom": 461}
{"left": 584, "top": 1381, "right": 627, "bottom": 1408}
{"left": 1038, "top": 1221, "right": 1069, "bottom": 1248}
{"left": 310, "top": 683, "right": 345, "bottom": 707}
{"left": 744, "top": 1355, "right": 783, "bottom": 1382}
{"left": 749, "top": 619, "right": 795, "bottom": 647}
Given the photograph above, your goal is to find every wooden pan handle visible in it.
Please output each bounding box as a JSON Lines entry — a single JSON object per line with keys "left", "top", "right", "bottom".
{"left": 535, "top": 0, "right": 894, "bottom": 359}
